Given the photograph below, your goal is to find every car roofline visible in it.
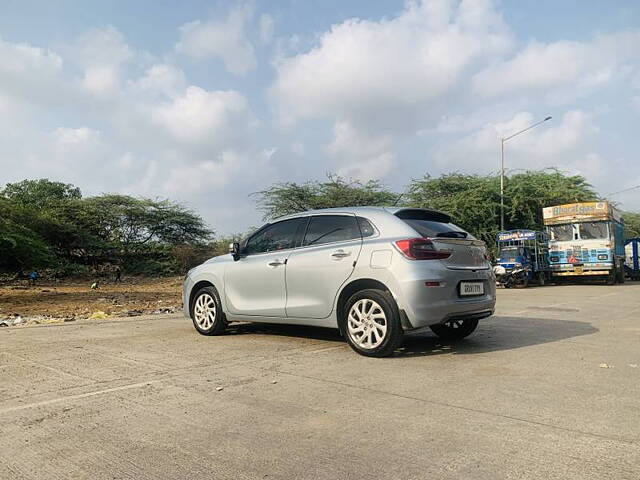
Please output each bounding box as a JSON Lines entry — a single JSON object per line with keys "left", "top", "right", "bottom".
{"left": 272, "top": 206, "right": 452, "bottom": 223}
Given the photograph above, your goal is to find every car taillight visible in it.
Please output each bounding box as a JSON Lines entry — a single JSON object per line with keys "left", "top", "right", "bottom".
{"left": 394, "top": 238, "right": 451, "bottom": 260}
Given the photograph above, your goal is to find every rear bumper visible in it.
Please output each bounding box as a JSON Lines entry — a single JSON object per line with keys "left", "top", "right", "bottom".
{"left": 392, "top": 266, "right": 496, "bottom": 329}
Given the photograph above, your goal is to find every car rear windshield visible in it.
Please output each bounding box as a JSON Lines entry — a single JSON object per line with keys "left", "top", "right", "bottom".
{"left": 395, "top": 210, "right": 473, "bottom": 239}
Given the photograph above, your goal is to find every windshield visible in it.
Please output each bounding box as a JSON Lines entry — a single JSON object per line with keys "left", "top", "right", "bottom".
{"left": 549, "top": 224, "right": 574, "bottom": 241}
{"left": 579, "top": 222, "right": 608, "bottom": 240}
{"left": 499, "top": 246, "right": 525, "bottom": 260}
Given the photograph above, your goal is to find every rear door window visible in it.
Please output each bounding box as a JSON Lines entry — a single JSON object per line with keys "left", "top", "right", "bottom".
{"left": 303, "top": 215, "right": 361, "bottom": 246}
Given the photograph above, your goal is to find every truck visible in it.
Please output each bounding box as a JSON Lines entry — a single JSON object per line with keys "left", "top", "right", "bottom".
{"left": 625, "top": 238, "right": 640, "bottom": 280}
{"left": 494, "top": 230, "right": 549, "bottom": 287}
{"left": 543, "top": 202, "right": 625, "bottom": 284}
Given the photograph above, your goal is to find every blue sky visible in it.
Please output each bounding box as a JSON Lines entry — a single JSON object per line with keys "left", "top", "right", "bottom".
{"left": 1, "top": 0, "right": 639, "bottom": 233}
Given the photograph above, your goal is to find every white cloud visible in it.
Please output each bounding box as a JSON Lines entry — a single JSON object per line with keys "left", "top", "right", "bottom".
{"left": 472, "top": 32, "right": 640, "bottom": 97}
{"left": 271, "top": 0, "right": 513, "bottom": 181}
{"left": 272, "top": 0, "right": 513, "bottom": 126}
{"left": 130, "top": 63, "right": 187, "bottom": 98}
{"left": 175, "top": 5, "right": 257, "bottom": 75}
{"left": 52, "top": 126, "right": 101, "bottom": 146}
{"left": 432, "top": 110, "right": 599, "bottom": 173}
{"left": 75, "top": 26, "right": 133, "bottom": 96}
{"left": 0, "top": 35, "right": 65, "bottom": 105}
{"left": 328, "top": 120, "right": 396, "bottom": 180}
{"left": 149, "top": 86, "right": 250, "bottom": 147}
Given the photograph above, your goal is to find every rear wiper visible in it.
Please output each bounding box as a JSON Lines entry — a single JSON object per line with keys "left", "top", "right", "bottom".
{"left": 436, "top": 231, "right": 468, "bottom": 238}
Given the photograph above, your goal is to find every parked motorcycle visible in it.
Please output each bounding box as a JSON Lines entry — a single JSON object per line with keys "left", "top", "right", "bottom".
{"left": 493, "top": 264, "right": 530, "bottom": 288}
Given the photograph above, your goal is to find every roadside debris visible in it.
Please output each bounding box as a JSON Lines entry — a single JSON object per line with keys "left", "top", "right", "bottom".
{"left": 216, "top": 386, "right": 224, "bottom": 391}
{"left": 0, "top": 315, "right": 24, "bottom": 327}
{"left": 89, "top": 311, "right": 109, "bottom": 319}
{"left": 599, "top": 363, "right": 612, "bottom": 369}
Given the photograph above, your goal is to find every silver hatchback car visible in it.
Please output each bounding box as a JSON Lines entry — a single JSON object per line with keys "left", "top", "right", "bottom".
{"left": 183, "top": 207, "right": 496, "bottom": 357}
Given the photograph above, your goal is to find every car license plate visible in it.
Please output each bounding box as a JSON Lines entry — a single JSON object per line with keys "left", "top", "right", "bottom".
{"left": 574, "top": 266, "right": 584, "bottom": 274}
{"left": 460, "top": 281, "right": 484, "bottom": 296}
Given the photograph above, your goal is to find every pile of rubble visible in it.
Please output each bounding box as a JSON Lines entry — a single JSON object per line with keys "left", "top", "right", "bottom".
{"left": 0, "top": 305, "right": 180, "bottom": 327}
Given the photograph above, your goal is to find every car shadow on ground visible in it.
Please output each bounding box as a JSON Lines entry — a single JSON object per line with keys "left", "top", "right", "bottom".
{"left": 394, "top": 315, "right": 598, "bottom": 358}
{"left": 226, "top": 315, "right": 598, "bottom": 358}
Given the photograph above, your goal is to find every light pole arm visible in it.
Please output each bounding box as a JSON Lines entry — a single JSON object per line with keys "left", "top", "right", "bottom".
{"left": 502, "top": 116, "right": 552, "bottom": 142}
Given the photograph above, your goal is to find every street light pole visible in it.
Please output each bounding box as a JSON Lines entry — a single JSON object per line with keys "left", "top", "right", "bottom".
{"left": 500, "top": 115, "right": 552, "bottom": 231}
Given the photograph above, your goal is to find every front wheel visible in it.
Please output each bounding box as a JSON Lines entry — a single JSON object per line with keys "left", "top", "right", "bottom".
{"left": 430, "top": 318, "right": 479, "bottom": 341}
{"left": 343, "top": 289, "right": 403, "bottom": 357}
{"left": 190, "top": 286, "right": 227, "bottom": 335}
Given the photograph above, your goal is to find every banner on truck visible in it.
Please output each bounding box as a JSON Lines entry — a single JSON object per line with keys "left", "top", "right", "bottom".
{"left": 542, "top": 202, "right": 617, "bottom": 224}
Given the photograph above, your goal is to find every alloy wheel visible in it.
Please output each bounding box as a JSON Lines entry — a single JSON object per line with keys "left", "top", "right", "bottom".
{"left": 194, "top": 293, "right": 217, "bottom": 330}
{"left": 347, "top": 299, "right": 388, "bottom": 349}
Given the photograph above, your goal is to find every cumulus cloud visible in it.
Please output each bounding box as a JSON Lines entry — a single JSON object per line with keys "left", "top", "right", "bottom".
{"left": 272, "top": 0, "right": 513, "bottom": 126}
{"left": 271, "top": 0, "right": 513, "bottom": 179}
{"left": 0, "top": 35, "right": 65, "bottom": 105}
{"left": 432, "top": 110, "right": 600, "bottom": 173}
{"left": 74, "top": 26, "right": 133, "bottom": 96}
{"left": 175, "top": 5, "right": 257, "bottom": 75}
{"left": 149, "top": 86, "right": 250, "bottom": 148}
{"left": 472, "top": 32, "right": 640, "bottom": 97}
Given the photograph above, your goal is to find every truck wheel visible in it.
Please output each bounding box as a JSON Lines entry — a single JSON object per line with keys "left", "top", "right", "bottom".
{"left": 430, "top": 318, "right": 479, "bottom": 341}
{"left": 605, "top": 271, "right": 616, "bottom": 285}
{"left": 617, "top": 265, "right": 625, "bottom": 284}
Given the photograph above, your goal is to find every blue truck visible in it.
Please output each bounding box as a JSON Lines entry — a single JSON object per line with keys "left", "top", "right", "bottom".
{"left": 494, "top": 229, "right": 549, "bottom": 287}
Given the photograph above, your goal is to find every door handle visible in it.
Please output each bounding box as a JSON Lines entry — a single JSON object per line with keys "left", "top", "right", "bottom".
{"left": 331, "top": 250, "right": 351, "bottom": 259}
{"left": 268, "top": 259, "right": 285, "bottom": 267}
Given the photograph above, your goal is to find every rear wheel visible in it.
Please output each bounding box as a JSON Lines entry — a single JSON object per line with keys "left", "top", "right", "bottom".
{"left": 430, "top": 318, "right": 479, "bottom": 341}
{"left": 343, "top": 289, "right": 403, "bottom": 357}
{"left": 190, "top": 286, "right": 227, "bottom": 335}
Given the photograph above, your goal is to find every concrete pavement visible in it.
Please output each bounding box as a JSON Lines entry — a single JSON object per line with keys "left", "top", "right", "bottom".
{"left": 1, "top": 283, "right": 639, "bottom": 479}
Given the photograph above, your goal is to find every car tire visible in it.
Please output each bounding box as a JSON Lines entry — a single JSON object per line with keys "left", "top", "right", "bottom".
{"left": 190, "top": 286, "right": 227, "bottom": 336}
{"left": 430, "top": 318, "right": 479, "bottom": 341}
{"left": 342, "top": 289, "right": 403, "bottom": 358}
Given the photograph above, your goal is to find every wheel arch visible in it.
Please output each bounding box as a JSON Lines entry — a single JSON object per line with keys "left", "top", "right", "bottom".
{"left": 335, "top": 278, "right": 393, "bottom": 336}
{"left": 188, "top": 280, "right": 218, "bottom": 317}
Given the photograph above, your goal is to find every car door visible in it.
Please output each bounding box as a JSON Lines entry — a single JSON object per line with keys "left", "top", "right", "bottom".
{"left": 224, "top": 217, "right": 306, "bottom": 317}
{"left": 285, "top": 214, "right": 362, "bottom": 319}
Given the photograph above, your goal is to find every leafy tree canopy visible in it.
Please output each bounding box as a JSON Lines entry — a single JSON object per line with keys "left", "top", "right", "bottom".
{"left": 255, "top": 174, "right": 401, "bottom": 220}
{"left": 1, "top": 179, "right": 82, "bottom": 208}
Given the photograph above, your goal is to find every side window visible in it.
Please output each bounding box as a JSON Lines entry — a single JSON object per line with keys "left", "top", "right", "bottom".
{"left": 357, "top": 217, "right": 376, "bottom": 237}
{"left": 244, "top": 218, "right": 303, "bottom": 255}
{"left": 303, "top": 215, "right": 360, "bottom": 247}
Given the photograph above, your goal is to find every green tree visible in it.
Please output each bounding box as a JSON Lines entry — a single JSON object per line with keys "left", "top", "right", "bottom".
{"left": 1, "top": 179, "right": 81, "bottom": 208}
{"left": 254, "top": 174, "right": 401, "bottom": 220}
{"left": 0, "top": 179, "right": 214, "bottom": 275}
{"left": 406, "top": 170, "right": 597, "bottom": 246}
{"left": 0, "top": 199, "right": 55, "bottom": 270}
{"left": 622, "top": 212, "right": 640, "bottom": 239}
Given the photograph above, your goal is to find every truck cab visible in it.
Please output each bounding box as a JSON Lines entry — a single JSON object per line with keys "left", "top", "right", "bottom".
{"left": 544, "top": 202, "right": 625, "bottom": 284}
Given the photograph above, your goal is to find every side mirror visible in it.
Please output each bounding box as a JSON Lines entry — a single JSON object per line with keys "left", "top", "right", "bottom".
{"left": 229, "top": 242, "right": 241, "bottom": 261}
